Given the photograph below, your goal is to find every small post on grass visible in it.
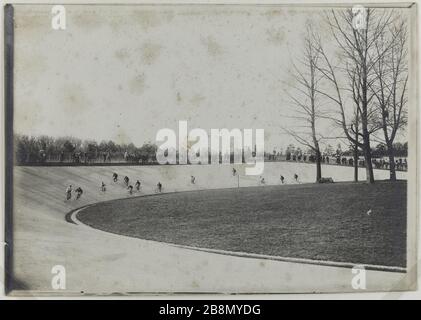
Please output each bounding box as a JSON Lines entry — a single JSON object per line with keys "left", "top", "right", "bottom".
{"left": 237, "top": 174, "right": 240, "bottom": 188}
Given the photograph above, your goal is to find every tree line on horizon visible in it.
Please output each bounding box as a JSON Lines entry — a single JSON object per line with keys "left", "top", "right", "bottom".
{"left": 14, "top": 134, "right": 159, "bottom": 164}
{"left": 14, "top": 133, "right": 407, "bottom": 168}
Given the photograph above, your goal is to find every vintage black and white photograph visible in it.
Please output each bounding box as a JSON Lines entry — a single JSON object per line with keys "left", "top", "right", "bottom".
{"left": 3, "top": 2, "right": 418, "bottom": 296}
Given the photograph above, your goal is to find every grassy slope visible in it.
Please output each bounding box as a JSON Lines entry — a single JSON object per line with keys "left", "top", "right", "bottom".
{"left": 79, "top": 181, "right": 407, "bottom": 268}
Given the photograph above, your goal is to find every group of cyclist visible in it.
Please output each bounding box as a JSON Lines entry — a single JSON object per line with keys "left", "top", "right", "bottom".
{"left": 65, "top": 169, "right": 300, "bottom": 201}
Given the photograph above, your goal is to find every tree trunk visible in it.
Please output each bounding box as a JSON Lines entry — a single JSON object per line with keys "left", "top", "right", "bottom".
{"left": 387, "top": 142, "right": 397, "bottom": 181}
{"left": 353, "top": 144, "right": 359, "bottom": 182}
{"left": 361, "top": 64, "right": 374, "bottom": 184}
{"left": 316, "top": 149, "right": 322, "bottom": 183}
{"left": 363, "top": 136, "right": 375, "bottom": 184}
{"left": 353, "top": 128, "right": 359, "bottom": 182}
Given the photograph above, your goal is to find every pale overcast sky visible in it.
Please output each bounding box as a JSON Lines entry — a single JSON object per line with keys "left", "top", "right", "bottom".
{"left": 13, "top": 5, "right": 409, "bottom": 152}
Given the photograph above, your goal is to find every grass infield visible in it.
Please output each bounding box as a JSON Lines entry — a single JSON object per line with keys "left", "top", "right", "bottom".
{"left": 78, "top": 181, "right": 406, "bottom": 268}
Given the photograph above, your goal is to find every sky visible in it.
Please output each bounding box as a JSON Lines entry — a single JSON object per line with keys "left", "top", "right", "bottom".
{"left": 13, "top": 5, "right": 410, "bottom": 152}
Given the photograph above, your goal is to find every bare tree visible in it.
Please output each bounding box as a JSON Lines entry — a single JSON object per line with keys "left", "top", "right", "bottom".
{"left": 370, "top": 19, "right": 408, "bottom": 181}
{"left": 347, "top": 64, "right": 362, "bottom": 182}
{"left": 314, "top": 8, "right": 397, "bottom": 183}
{"left": 284, "top": 28, "right": 324, "bottom": 182}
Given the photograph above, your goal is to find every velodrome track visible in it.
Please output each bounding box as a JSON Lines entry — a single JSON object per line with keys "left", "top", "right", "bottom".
{"left": 10, "top": 162, "right": 410, "bottom": 295}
